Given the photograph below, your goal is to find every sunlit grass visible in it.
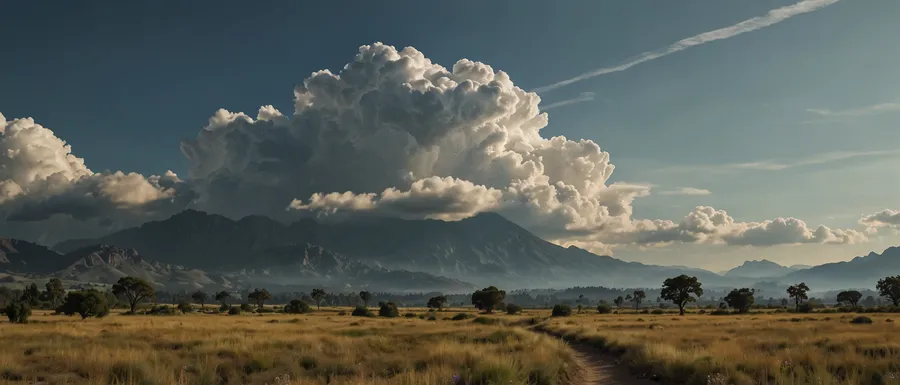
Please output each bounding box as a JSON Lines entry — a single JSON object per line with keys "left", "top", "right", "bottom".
{"left": 0, "top": 307, "right": 577, "bottom": 385}
{"left": 537, "top": 311, "right": 900, "bottom": 385}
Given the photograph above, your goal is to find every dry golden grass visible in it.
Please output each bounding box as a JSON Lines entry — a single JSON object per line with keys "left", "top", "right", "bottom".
{"left": 0, "top": 308, "right": 577, "bottom": 385}
{"left": 537, "top": 311, "right": 900, "bottom": 385}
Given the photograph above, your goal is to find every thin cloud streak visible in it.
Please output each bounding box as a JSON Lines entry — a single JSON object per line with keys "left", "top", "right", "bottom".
{"left": 804, "top": 102, "right": 900, "bottom": 124}
{"left": 541, "top": 92, "right": 596, "bottom": 110}
{"left": 533, "top": 0, "right": 841, "bottom": 93}
{"left": 659, "top": 150, "right": 899, "bottom": 174}
{"left": 660, "top": 187, "right": 712, "bottom": 196}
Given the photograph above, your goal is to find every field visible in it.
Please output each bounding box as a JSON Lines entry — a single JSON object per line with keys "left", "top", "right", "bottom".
{"left": 3, "top": 307, "right": 900, "bottom": 385}
{"left": 0, "top": 307, "right": 576, "bottom": 385}
{"left": 538, "top": 310, "right": 900, "bottom": 385}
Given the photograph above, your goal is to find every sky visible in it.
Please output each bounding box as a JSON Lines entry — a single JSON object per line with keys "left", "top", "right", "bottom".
{"left": 1, "top": 0, "right": 898, "bottom": 270}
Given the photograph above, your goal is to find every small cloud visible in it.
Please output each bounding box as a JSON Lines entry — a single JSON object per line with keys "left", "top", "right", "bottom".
{"left": 806, "top": 102, "right": 900, "bottom": 117}
{"left": 660, "top": 187, "right": 711, "bottom": 196}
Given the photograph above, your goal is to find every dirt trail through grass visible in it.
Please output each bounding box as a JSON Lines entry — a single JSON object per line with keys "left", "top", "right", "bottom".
{"left": 530, "top": 327, "right": 656, "bottom": 385}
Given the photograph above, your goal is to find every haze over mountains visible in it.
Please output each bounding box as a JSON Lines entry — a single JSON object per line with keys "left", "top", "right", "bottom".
{"left": 1, "top": 210, "right": 898, "bottom": 293}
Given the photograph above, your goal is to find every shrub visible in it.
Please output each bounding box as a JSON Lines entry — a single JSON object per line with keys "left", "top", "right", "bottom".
{"left": 650, "top": 309, "right": 665, "bottom": 315}
{"left": 851, "top": 316, "right": 874, "bottom": 324}
{"left": 451, "top": 313, "right": 471, "bottom": 321}
{"left": 177, "top": 302, "right": 194, "bottom": 314}
{"left": 404, "top": 312, "right": 416, "bottom": 318}
{"left": 351, "top": 306, "right": 373, "bottom": 317}
{"left": 797, "top": 303, "right": 814, "bottom": 313}
{"left": 284, "top": 300, "right": 311, "bottom": 314}
{"left": 427, "top": 315, "right": 437, "bottom": 321}
{"left": 596, "top": 303, "right": 612, "bottom": 314}
{"left": 5, "top": 302, "right": 30, "bottom": 324}
{"left": 377, "top": 301, "right": 400, "bottom": 318}
{"left": 240, "top": 303, "right": 254, "bottom": 312}
{"left": 473, "top": 316, "right": 500, "bottom": 325}
{"left": 218, "top": 304, "right": 229, "bottom": 313}
{"left": 148, "top": 305, "right": 178, "bottom": 315}
{"left": 255, "top": 307, "right": 275, "bottom": 313}
{"left": 227, "top": 306, "right": 241, "bottom": 315}
{"left": 337, "top": 310, "right": 346, "bottom": 316}
{"left": 551, "top": 304, "right": 572, "bottom": 317}
{"left": 506, "top": 303, "right": 522, "bottom": 315}
{"left": 58, "top": 290, "right": 109, "bottom": 319}
{"left": 640, "top": 309, "right": 650, "bottom": 314}
{"left": 710, "top": 309, "right": 731, "bottom": 315}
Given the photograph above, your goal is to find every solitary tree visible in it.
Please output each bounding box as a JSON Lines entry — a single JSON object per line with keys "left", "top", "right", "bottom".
{"left": 724, "top": 288, "right": 755, "bottom": 313}
{"left": 862, "top": 295, "right": 877, "bottom": 308}
{"left": 310, "top": 288, "right": 327, "bottom": 309}
{"left": 112, "top": 276, "right": 155, "bottom": 313}
{"left": 45, "top": 278, "right": 66, "bottom": 307}
{"left": 58, "top": 290, "right": 109, "bottom": 319}
{"left": 630, "top": 290, "right": 646, "bottom": 310}
{"left": 786, "top": 283, "right": 810, "bottom": 311}
{"left": 660, "top": 275, "right": 704, "bottom": 315}
{"left": 613, "top": 296, "right": 624, "bottom": 308}
{"left": 191, "top": 291, "right": 208, "bottom": 310}
{"left": 427, "top": 295, "right": 447, "bottom": 311}
{"left": 877, "top": 276, "right": 900, "bottom": 306}
{"left": 359, "top": 291, "right": 372, "bottom": 307}
{"left": 214, "top": 290, "right": 230, "bottom": 305}
{"left": 836, "top": 290, "right": 862, "bottom": 307}
{"left": 471, "top": 286, "right": 506, "bottom": 313}
{"left": 5, "top": 302, "right": 30, "bottom": 324}
{"left": 247, "top": 288, "right": 272, "bottom": 308}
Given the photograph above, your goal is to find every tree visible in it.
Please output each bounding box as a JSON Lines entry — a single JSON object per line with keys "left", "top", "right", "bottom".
{"left": 506, "top": 303, "right": 522, "bottom": 315}
{"left": 378, "top": 301, "right": 399, "bottom": 317}
{"left": 724, "top": 288, "right": 755, "bottom": 313}
{"left": 21, "top": 283, "right": 40, "bottom": 306}
{"left": 836, "top": 290, "right": 862, "bottom": 307}
{"left": 876, "top": 276, "right": 900, "bottom": 306}
{"left": 660, "top": 275, "right": 704, "bottom": 315}
{"left": 780, "top": 298, "right": 789, "bottom": 308}
{"left": 630, "top": 290, "right": 646, "bottom": 310}
{"left": 427, "top": 295, "right": 447, "bottom": 311}
{"left": 214, "top": 291, "right": 231, "bottom": 307}
{"left": 551, "top": 304, "right": 572, "bottom": 317}
{"left": 112, "top": 276, "right": 155, "bottom": 313}
{"left": 862, "top": 295, "right": 877, "bottom": 308}
{"left": 285, "top": 299, "right": 311, "bottom": 314}
{"left": 5, "top": 302, "right": 30, "bottom": 324}
{"left": 786, "top": 283, "right": 810, "bottom": 311}
{"left": 310, "top": 289, "right": 327, "bottom": 309}
{"left": 471, "top": 286, "right": 506, "bottom": 313}
{"left": 596, "top": 303, "right": 612, "bottom": 314}
{"left": 247, "top": 288, "right": 271, "bottom": 308}
{"left": 359, "top": 291, "right": 372, "bottom": 307}
{"left": 58, "top": 290, "right": 109, "bottom": 319}
{"left": 177, "top": 302, "right": 194, "bottom": 314}
{"left": 45, "top": 278, "right": 66, "bottom": 307}
{"left": 613, "top": 296, "right": 624, "bottom": 308}
{"left": 191, "top": 291, "right": 208, "bottom": 310}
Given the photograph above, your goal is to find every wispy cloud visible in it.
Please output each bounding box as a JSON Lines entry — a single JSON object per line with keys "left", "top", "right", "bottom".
{"left": 661, "top": 150, "right": 899, "bottom": 174}
{"left": 660, "top": 187, "right": 712, "bottom": 196}
{"left": 533, "top": 0, "right": 841, "bottom": 93}
{"left": 542, "top": 92, "right": 596, "bottom": 110}
{"left": 805, "top": 102, "right": 900, "bottom": 121}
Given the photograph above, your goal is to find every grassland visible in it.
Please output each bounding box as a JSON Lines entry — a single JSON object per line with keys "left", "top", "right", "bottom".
{"left": 538, "top": 311, "right": 900, "bottom": 385}
{"left": 0, "top": 307, "right": 576, "bottom": 385}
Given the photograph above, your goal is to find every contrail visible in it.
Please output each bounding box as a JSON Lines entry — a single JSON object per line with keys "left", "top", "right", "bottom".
{"left": 533, "top": 0, "right": 841, "bottom": 93}
{"left": 542, "top": 92, "right": 595, "bottom": 110}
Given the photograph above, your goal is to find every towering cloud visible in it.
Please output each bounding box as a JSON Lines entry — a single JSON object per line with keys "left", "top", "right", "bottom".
{"left": 179, "top": 43, "right": 866, "bottom": 251}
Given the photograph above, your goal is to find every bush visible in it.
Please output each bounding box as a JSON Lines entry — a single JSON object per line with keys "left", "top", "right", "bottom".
{"left": 228, "top": 306, "right": 241, "bottom": 315}
{"left": 58, "top": 290, "right": 109, "bottom": 319}
{"left": 255, "top": 307, "right": 275, "bottom": 313}
{"left": 473, "top": 316, "right": 500, "bottom": 325}
{"left": 427, "top": 315, "right": 437, "bottom": 321}
{"left": 352, "top": 306, "right": 372, "bottom": 317}
{"left": 5, "top": 302, "right": 30, "bottom": 324}
{"left": 219, "top": 304, "right": 229, "bottom": 313}
{"left": 177, "top": 302, "right": 194, "bottom": 314}
{"left": 851, "top": 316, "right": 873, "bottom": 324}
{"left": 797, "top": 303, "right": 814, "bottom": 313}
{"left": 148, "top": 305, "right": 178, "bottom": 315}
{"left": 284, "top": 300, "right": 311, "bottom": 314}
{"left": 551, "top": 304, "right": 572, "bottom": 317}
{"left": 640, "top": 309, "right": 650, "bottom": 314}
{"left": 595, "top": 303, "right": 612, "bottom": 314}
{"left": 240, "top": 303, "right": 254, "bottom": 312}
{"left": 451, "top": 313, "right": 471, "bottom": 321}
{"left": 506, "top": 303, "right": 522, "bottom": 315}
{"left": 379, "top": 302, "right": 399, "bottom": 317}
{"left": 338, "top": 310, "right": 347, "bottom": 316}
{"left": 650, "top": 309, "right": 665, "bottom": 315}
{"left": 404, "top": 312, "right": 416, "bottom": 318}
{"left": 710, "top": 309, "right": 731, "bottom": 315}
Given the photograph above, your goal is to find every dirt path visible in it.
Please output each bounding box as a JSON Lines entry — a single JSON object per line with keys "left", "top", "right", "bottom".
{"left": 565, "top": 340, "right": 657, "bottom": 385}
{"left": 530, "top": 327, "right": 657, "bottom": 385}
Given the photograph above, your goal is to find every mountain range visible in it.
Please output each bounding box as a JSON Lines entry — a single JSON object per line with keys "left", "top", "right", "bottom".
{"left": 1, "top": 210, "right": 898, "bottom": 292}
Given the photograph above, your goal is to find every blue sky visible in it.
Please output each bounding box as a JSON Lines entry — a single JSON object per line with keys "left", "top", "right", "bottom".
{"left": 1, "top": 0, "right": 898, "bottom": 269}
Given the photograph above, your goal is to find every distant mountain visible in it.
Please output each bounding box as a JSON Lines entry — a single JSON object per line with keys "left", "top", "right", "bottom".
{"left": 725, "top": 260, "right": 804, "bottom": 278}
{"left": 57, "top": 210, "right": 729, "bottom": 288}
{"left": 0, "top": 238, "right": 72, "bottom": 273}
{"left": 780, "top": 247, "right": 900, "bottom": 289}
